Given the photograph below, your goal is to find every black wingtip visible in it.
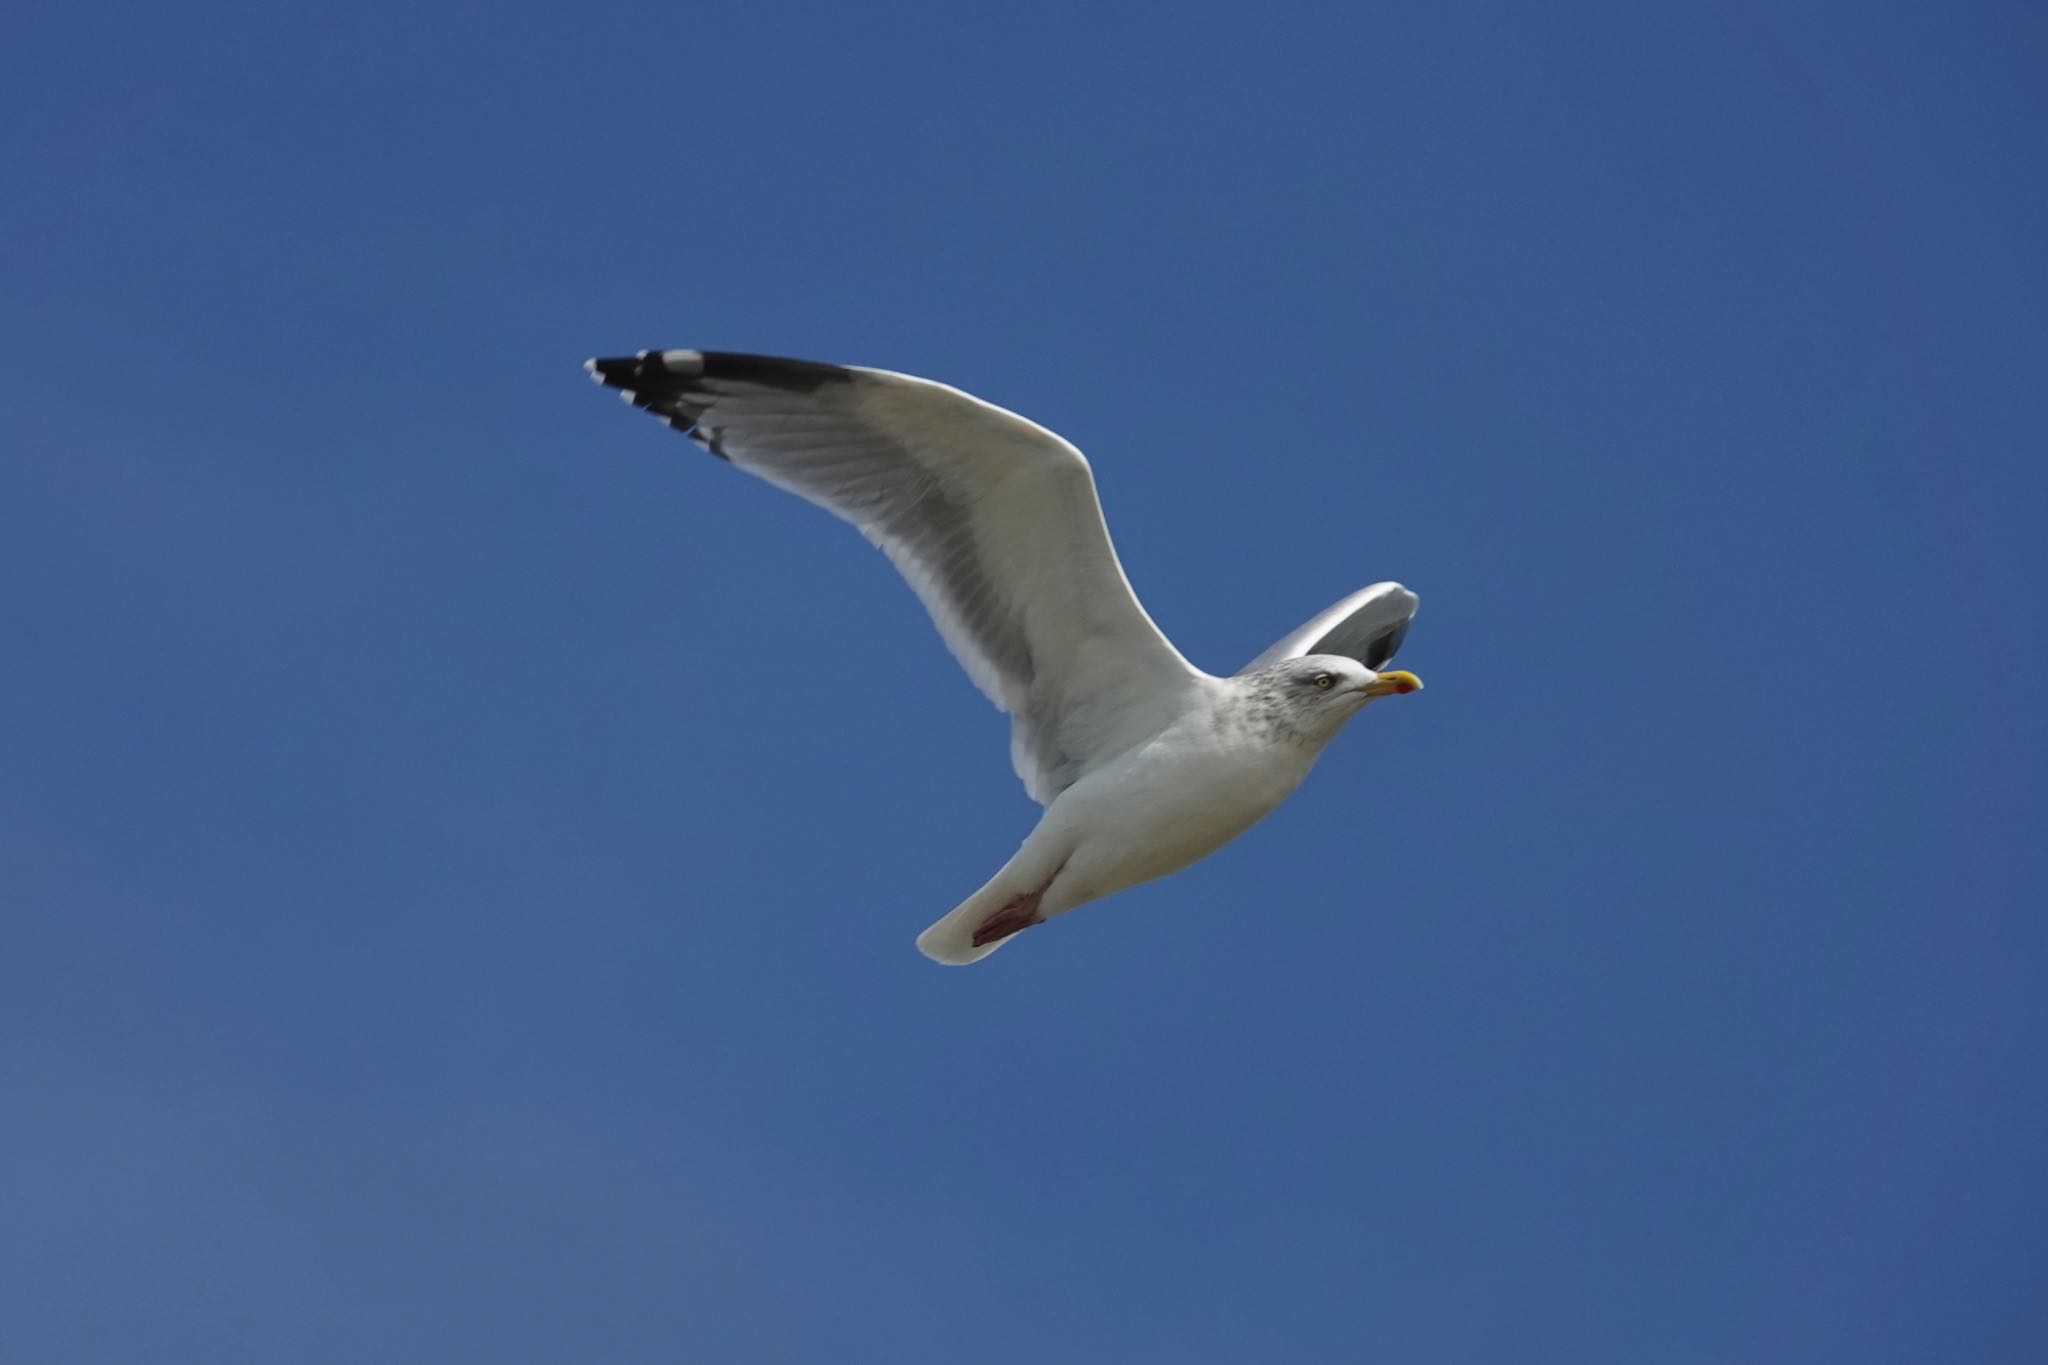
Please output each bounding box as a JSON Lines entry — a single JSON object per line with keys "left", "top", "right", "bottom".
{"left": 1363, "top": 619, "right": 1411, "bottom": 670}
{"left": 583, "top": 350, "right": 858, "bottom": 463}
{"left": 585, "top": 349, "right": 851, "bottom": 397}
{"left": 585, "top": 351, "right": 678, "bottom": 395}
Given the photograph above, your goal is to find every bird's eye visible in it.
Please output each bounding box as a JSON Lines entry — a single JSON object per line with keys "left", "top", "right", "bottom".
{"left": 1313, "top": 673, "right": 1335, "bottom": 690}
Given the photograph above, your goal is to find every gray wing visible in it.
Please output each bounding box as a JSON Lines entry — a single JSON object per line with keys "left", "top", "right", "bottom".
{"left": 587, "top": 349, "right": 1207, "bottom": 804}
{"left": 1239, "top": 582, "right": 1419, "bottom": 674}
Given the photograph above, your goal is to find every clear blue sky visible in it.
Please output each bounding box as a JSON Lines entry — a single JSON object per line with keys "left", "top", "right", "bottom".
{"left": 4, "top": 2, "right": 2044, "bottom": 1360}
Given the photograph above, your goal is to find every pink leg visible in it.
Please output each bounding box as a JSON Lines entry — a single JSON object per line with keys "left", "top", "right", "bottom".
{"left": 971, "top": 890, "right": 1046, "bottom": 947}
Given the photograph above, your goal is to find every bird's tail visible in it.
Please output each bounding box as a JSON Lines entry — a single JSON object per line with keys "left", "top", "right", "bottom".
{"left": 915, "top": 877, "right": 1028, "bottom": 966}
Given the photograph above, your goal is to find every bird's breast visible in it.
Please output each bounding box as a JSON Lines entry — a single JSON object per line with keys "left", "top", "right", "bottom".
{"left": 1043, "top": 720, "right": 1317, "bottom": 898}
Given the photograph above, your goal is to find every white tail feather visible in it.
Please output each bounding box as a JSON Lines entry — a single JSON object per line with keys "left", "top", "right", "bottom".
{"left": 915, "top": 882, "right": 1023, "bottom": 966}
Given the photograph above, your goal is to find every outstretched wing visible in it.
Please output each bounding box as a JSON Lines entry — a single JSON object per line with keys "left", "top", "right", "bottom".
{"left": 587, "top": 349, "right": 1206, "bottom": 803}
{"left": 1239, "top": 582, "right": 1419, "bottom": 674}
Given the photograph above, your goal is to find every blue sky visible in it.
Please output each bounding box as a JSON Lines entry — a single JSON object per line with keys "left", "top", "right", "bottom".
{"left": 3, "top": 1, "right": 2044, "bottom": 1360}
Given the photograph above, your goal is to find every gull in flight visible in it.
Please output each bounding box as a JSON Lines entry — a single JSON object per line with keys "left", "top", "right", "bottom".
{"left": 585, "top": 350, "right": 1423, "bottom": 964}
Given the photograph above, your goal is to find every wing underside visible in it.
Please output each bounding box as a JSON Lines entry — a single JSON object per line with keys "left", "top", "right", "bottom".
{"left": 1239, "top": 581, "right": 1419, "bottom": 674}
{"left": 586, "top": 349, "right": 1206, "bottom": 802}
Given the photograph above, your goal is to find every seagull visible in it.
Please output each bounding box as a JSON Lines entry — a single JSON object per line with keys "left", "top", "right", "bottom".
{"left": 584, "top": 349, "right": 1423, "bottom": 964}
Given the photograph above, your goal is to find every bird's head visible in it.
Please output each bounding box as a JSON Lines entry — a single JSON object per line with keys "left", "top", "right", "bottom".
{"left": 1249, "top": 655, "right": 1424, "bottom": 742}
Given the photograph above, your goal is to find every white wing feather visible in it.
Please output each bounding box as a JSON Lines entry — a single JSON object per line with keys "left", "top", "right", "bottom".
{"left": 587, "top": 349, "right": 1207, "bottom": 803}
{"left": 1239, "top": 581, "right": 1419, "bottom": 674}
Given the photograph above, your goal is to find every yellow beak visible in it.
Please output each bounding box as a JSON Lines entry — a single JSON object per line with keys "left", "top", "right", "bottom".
{"left": 1357, "top": 670, "right": 1423, "bottom": 698}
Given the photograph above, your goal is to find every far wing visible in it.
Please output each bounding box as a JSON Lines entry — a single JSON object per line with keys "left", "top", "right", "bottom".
{"left": 1239, "top": 582, "right": 1419, "bottom": 674}
{"left": 586, "top": 349, "right": 1208, "bottom": 803}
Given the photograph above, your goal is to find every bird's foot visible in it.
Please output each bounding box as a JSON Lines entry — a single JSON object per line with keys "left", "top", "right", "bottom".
{"left": 971, "top": 892, "right": 1045, "bottom": 948}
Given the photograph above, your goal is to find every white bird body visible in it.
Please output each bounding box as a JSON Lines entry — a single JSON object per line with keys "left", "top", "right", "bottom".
{"left": 921, "top": 678, "right": 1330, "bottom": 962}
{"left": 584, "top": 348, "right": 1423, "bottom": 964}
